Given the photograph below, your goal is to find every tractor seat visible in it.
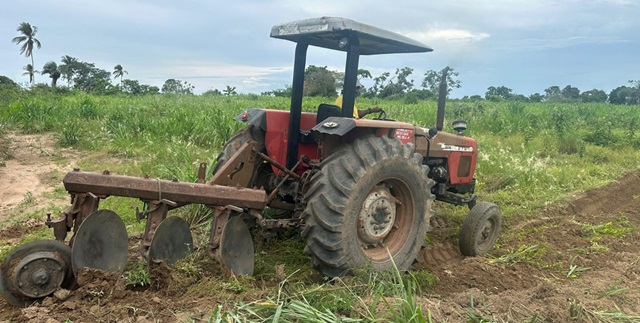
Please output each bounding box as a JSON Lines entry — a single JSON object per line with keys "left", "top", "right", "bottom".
{"left": 316, "top": 103, "right": 342, "bottom": 123}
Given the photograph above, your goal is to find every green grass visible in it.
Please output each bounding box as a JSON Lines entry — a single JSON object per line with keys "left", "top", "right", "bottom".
{"left": 2, "top": 92, "right": 640, "bottom": 321}
{"left": 490, "top": 244, "right": 546, "bottom": 267}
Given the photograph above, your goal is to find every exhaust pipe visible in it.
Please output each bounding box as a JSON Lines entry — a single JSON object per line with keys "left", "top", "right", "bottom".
{"left": 436, "top": 66, "right": 450, "bottom": 131}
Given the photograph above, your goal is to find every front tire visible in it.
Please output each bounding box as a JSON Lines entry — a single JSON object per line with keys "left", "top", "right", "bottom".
{"left": 302, "top": 135, "right": 435, "bottom": 277}
{"left": 459, "top": 202, "right": 502, "bottom": 256}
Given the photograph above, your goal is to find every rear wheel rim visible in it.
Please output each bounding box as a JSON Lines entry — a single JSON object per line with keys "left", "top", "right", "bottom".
{"left": 358, "top": 178, "right": 415, "bottom": 263}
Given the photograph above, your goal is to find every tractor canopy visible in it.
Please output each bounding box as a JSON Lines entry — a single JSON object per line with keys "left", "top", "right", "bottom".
{"left": 270, "top": 17, "right": 433, "bottom": 169}
{"left": 270, "top": 17, "right": 433, "bottom": 55}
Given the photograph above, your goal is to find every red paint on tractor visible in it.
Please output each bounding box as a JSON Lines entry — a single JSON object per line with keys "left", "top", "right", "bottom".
{"left": 264, "top": 110, "right": 318, "bottom": 175}
{"left": 430, "top": 132, "right": 477, "bottom": 185}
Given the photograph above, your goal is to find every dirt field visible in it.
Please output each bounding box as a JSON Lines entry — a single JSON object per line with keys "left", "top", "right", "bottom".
{"left": 0, "top": 132, "right": 638, "bottom": 322}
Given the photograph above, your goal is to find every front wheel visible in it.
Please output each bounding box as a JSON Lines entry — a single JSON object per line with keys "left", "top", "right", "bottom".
{"left": 302, "top": 135, "right": 435, "bottom": 277}
{"left": 459, "top": 202, "right": 502, "bottom": 256}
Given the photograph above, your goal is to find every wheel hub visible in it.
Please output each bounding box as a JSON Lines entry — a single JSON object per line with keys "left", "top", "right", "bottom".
{"left": 479, "top": 221, "right": 494, "bottom": 245}
{"left": 358, "top": 186, "right": 397, "bottom": 245}
{"left": 11, "top": 251, "right": 66, "bottom": 299}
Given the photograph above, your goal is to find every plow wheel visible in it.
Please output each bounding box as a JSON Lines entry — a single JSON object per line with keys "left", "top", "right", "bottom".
{"left": 459, "top": 202, "right": 502, "bottom": 256}
{"left": 71, "top": 210, "right": 129, "bottom": 275}
{"left": 148, "top": 216, "right": 193, "bottom": 267}
{"left": 0, "top": 240, "right": 74, "bottom": 307}
{"left": 302, "top": 135, "right": 435, "bottom": 277}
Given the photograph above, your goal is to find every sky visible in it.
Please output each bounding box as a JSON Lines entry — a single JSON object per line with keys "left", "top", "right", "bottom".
{"left": 1, "top": 0, "right": 639, "bottom": 98}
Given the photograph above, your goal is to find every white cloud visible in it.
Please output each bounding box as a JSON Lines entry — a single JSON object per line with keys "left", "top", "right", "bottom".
{"left": 54, "top": 0, "right": 175, "bottom": 25}
{"left": 127, "top": 61, "right": 293, "bottom": 93}
{"left": 498, "top": 35, "right": 630, "bottom": 51}
{"left": 597, "top": 0, "right": 636, "bottom": 5}
{"left": 149, "top": 61, "right": 291, "bottom": 79}
{"left": 405, "top": 29, "right": 490, "bottom": 43}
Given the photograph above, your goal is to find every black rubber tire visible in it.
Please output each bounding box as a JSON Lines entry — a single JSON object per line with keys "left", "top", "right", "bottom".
{"left": 459, "top": 201, "right": 502, "bottom": 256}
{"left": 212, "top": 125, "right": 265, "bottom": 175}
{"left": 301, "top": 135, "right": 435, "bottom": 277}
{"left": 0, "top": 240, "right": 74, "bottom": 307}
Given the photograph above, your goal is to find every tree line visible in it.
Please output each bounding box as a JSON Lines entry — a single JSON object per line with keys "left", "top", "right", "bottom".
{"left": 481, "top": 83, "right": 640, "bottom": 105}
{"left": 9, "top": 22, "right": 213, "bottom": 96}
{"left": 7, "top": 22, "right": 640, "bottom": 105}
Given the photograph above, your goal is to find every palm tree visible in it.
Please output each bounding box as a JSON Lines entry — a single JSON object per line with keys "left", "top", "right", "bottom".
{"left": 41, "top": 61, "right": 61, "bottom": 87}
{"left": 59, "top": 55, "right": 78, "bottom": 86}
{"left": 223, "top": 85, "right": 237, "bottom": 96}
{"left": 12, "top": 22, "right": 42, "bottom": 84}
{"left": 22, "top": 64, "right": 38, "bottom": 84}
{"left": 112, "top": 64, "right": 127, "bottom": 84}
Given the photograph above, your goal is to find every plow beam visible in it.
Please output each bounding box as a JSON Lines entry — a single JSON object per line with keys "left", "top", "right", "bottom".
{"left": 63, "top": 170, "right": 267, "bottom": 209}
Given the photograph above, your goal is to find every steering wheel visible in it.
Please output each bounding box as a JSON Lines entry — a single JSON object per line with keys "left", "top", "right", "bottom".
{"left": 373, "top": 109, "right": 387, "bottom": 120}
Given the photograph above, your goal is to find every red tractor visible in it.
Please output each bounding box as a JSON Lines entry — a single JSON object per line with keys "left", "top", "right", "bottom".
{"left": 0, "top": 17, "right": 501, "bottom": 306}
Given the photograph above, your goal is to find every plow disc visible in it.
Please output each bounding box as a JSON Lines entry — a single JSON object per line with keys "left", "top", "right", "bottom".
{"left": 0, "top": 240, "right": 74, "bottom": 307}
{"left": 219, "top": 216, "right": 254, "bottom": 275}
{"left": 71, "top": 210, "right": 129, "bottom": 274}
{"left": 148, "top": 216, "right": 193, "bottom": 266}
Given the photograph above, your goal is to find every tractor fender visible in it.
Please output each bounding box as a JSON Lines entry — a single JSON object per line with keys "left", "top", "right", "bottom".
{"left": 235, "top": 108, "right": 267, "bottom": 131}
{"left": 312, "top": 117, "right": 415, "bottom": 143}
{"left": 311, "top": 116, "right": 357, "bottom": 136}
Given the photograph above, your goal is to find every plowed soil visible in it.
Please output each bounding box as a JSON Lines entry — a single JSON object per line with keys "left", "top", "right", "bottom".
{"left": 0, "top": 133, "right": 639, "bottom": 322}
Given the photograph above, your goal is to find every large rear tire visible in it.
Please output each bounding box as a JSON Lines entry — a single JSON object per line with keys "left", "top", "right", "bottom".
{"left": 212, "top": 125, "right": 265, "bottom": 175}
{"left": 302, "top": 135, "right": 435, "bottom": 277}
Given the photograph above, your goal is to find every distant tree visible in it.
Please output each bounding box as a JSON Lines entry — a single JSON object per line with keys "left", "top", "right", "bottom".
{"left": 121, "top": 79, "right": 141, "bottom": 95}
{"left": 529, "top": 93, "right": 544, "bottom": 102}
{"left": 71, "top": 61, "right": 114, "bottom": 93}
{"left": 626, "top": 80, "right": 640, "bottom": 104}
{"left": 421, "top": 68, "right": 461, "bottom": 97}
{"left": 303, "top": 65, "right": 338, "bottom": 97}
{"left": 12, "top": 22, "right": 41, "bottom": 84}
{"left": 223, "top": 85, "right": 237, "bottom": 96}
{"left": 22, "top": 64, "right": 38, "bottom": 84}
{"left": 59, "top": 55, "right": 79, "bottom": 86}
{"left": 0, "top": 75, "right": 21, "bottom": 106}
{"left": 262, "top": 85, "right": 292, "bottom": 97}
{"left": 202, "top": 88, "right": 222, "bottom": 96}
{"left": 510, "top": 94, "right": 529, "bottom": 102}
{"left": 41, "top": 61, "right": 61, "bottom": 87}
{"left": 580, "top": 89, "right": 607, "bottom": 103}
{"left": 544, "top": 86, "right": 561, "bottom": 101}
{"left": 357, "top": 69, "right": 372, "bottom": 79}
{"left": 485, "top": 86, "right": 512, "bottom": 101}
{"left": 144, "top": 85, "right": 160, "bottom": 95}
{"left": 162, "top": 79, "right": 194, "bottom": 94}
{"left": 369, "top": 67, "right": 415, "bottom": 98}
{"left": 561, "top": 85, "right": 580, "bottom": 100}
{"left": 121, "top": 79, "right": 159, "bottom": 95}
{"left": 608, "top": 86, "right": 635, "bottom": 105}
{"left": 364, "top": 71, "right": 389, "bottom": 98}
{"left": 112, "top": 64, "right": 128, "bottom": 85}
{"left": 390, "top": 67, "right": 414, "bottom": 96}
{"left": 0, "top": 75, "right": 19, "bottom": 88}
